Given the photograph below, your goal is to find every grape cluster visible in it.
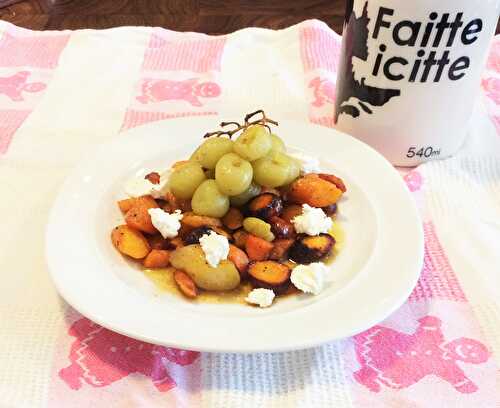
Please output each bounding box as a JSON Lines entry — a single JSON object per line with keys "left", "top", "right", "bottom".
{"left": 168, "top": 125, "right": 300, "bottom": 218}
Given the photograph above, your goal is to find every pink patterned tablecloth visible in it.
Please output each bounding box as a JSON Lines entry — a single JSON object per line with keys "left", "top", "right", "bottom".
{"left": 0, "top": 20, "right": 499, "bottom": 408}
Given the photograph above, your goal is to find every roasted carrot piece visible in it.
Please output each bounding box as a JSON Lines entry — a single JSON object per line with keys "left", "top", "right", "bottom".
{"left": 118, "top": 195, "right": 158, "bottom": 214}
{"left": 233, "top": 229, "right": 249, "bottom": 249}
{"left": 165, "top": 191, "right": 192, "bottom": 212}
{"left": 248, "top": 260, "right": 291, "bottom": 294}
{"left": 269, "top": 238, "right": 295, "bottom": 261}
{"left": 222, "top": 208, "right": 244, "bottom": 230}
{"left": 228, "top": 244, "right": 250, "bottom": 277}
{"left": 168, "top": 236, "right": 185, "bottom": 249}
{"left": 317, "top": 173, "right": 347, "bottom": 193}
{"left": 246, "top": 193, "right": 283, "bottom": 220}
{"left": 143, "top": 249, "right": 171, "bottom": 268}
{"left": 289, "top": 233, "right": 335, "bottom": 264}
{"left": 288, "top": 174, "right": 342, "bottom": 207}
{"left": 124, "top": 199, "right": 159, "bottom": 235}
{"left": 148, "top": 234, "right": 169, "bottom": 250}
{"left": 269, "top": 216, "right": 295, "bottom": 239}
{"left": 245, "top": 234, "right": 274, "bottom": 261}
{"left": 181, "top": 212, "right": 222, "bottom": 229}
{"left": 173, "top": 269, "right": 198, "bottom": 298}
{"left": 281, "top": 204, "right": 303, "bottom": 223}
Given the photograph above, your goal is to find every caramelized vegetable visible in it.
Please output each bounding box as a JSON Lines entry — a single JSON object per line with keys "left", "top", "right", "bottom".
{"left": 210, "top": 226, "right": 233, "bottom": 242}
{"left": 167, "top": 236, "right": 185, "bottom": 249}
{"left": 118, "top": 195, "right": 158, "bottom": 214}
{"left": 281, "top": 204, "right": 303, "bottom": 223}
{"left": 173, "top": 269, "right": 198, "bottom": 298}
{"left": 233, "top": 229, "right": 249, "bottom": 249}
{"left": 248, "top": 260, "right": 291, "bottom": 294}
{"left": 222, "top": 207, "right": 244, "bottom": 230}
{"left": 269, "top": 216, "right": 295, "bottom": 239}
{"left": 317, "top": 173, "right": 347, "bottom": 193}
{"left": 181, "top": 212, "right": 222, "bottom": 229}
{"left": 144, "top": 171, "right": 161, "bottom": 184}
{"left": 170, "top": 245, "right": 240, "bottom": 291}
{"left": 183, "top": 226, "right": 213, "bottom": 245}
{"left": 148, "top": 234, "right": 169, "bottom": 250}
{"left": 143, "top": 249, "right": 171, "bottom": 268}
{"left": 269, "top": 238, "right": 295, "bottom": 261}
{"left": 111, "top": 225, "right": 151, "bottom": 259}
{"left": 165, "top": 191, "right": 192, "bottom": 212}
{"left": 289, "top": 233, "right": 335, "bottom": 264}
{"left": 288, "top": 174, "right": 342, "bottom": 207}
{"left": 245, "top": 234, "right": 274, "bottom": 261}
{"left": 124, "top": 199, "right": 159, "bottom": 234}
{"left": 228, "top": 244, "right": 250, "bottom": 277}
{"left": 246, "top": 193, "right": 283, "bottom": 220}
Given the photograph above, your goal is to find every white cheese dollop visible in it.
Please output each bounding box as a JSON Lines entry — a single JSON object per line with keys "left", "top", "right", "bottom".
{"left": 125, "top": 169, "right": 171, "bottom": 199}
{"left": 147, "top": 208, "right": 183, "bottom": 239}
{"left": 291, "top": 262, "right": 328, "bottom": 295}
{"left": 292, "top": 204, "right": 333, "bottom": 236}
{"left": 245, "top": 288, "right": 275, "bottom": 308}
{"left": 288, "top": 151, "right": 320, "bottom": 174}
{"left": 199, "top": 230, "right": 229, "bottom": 268}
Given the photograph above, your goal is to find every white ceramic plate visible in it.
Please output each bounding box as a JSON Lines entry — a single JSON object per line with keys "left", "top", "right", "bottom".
{"left": 46, "top": 117, "right": 423, "bottom": 353}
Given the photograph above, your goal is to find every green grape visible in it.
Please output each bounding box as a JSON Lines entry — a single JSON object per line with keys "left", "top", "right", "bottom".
{"left": 233, "top": 125, "right": 272, "bottom": 161}
{"left": 230, "top": 182, "right": 261, "bottom": 207}
{"left": 252, "top": 152, "right": 293, "bottom": 187}
{"left": 215, "top": 153, "right": 253, "bottom": 196}
{"left": 169, "top": 161, "right": 206, "bottom": 199}
{"left": 283, "top": 154, "right": 301, "bottom": 184}
{"left": 190, "top": 137, "right": 234, "bottom": 169}
{"left": 191, "top": 179, "right": 230, "bottom": 218}
{"left": 243, "top": 217, "right": 275, "bottom": 241}
{"left": 269, "top": 133, "right": 286, "bottom": 155}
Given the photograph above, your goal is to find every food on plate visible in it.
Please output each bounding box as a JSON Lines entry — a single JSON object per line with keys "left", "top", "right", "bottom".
{"left": 228, "top": 244, "right": 249, "bottom": 277}
{"left": 289, "top": 233, "right": 335, "bottom": 264}
{"left": 243, "top": 217, "right": 275, "bottom": 242}
{"left": 170, "top": 244, "right": 240, "bottom": 291}
{"left": 245, "top": 233, "right": 274, "bottom": 261}
{"left": 232, "top": 229, "right": 249, "bottom": 249}
{"left": 248, "top": 260, "right": 291, "bottom": 294}
{"left": 269, "top": 216, "right": 295, "bottom": 239}
{"left": 246, "top": 192, "right": 283, "bottom": 220}
{"left": 281, "top": 204, "right": 303, "bottom": 223}
{"left": 143, "top": 249, "right": 171, "bottom": 268}
{"left": 222, "top": 207, "right": 244, "bottom": 230}
{"left": 168, "top": 161, "right": 206, "bottom": 199}
{"left": 110, "top": 110, "right": 347, "bottom": 307}
{"left": 245, "top": 288, "right": 275, "bottom": 308}
{"left": 191, "top": 179, "right": 230, "bottom": 218}
{"left": 290, "top": 262, "right": 327, "bottom": 295}
{"left": 215, "top": 152, "right": 253, "bottom": 195}
{"left": 124, "top": 198, "right": 159, "bottom": 234}
{"left": 229, "top": 182, "right": 261, "bottom": 207}
{"left": 173, "top": 269, "right": 198, "bottom": 298}
{"left": 288, "top": 173, "right": 342, "bottom": 207}
{"left": 269, "top": 238, "right": 294, "bottom": 261}
{"left": 111, "top": 225, "right": 151, "bottom": 259}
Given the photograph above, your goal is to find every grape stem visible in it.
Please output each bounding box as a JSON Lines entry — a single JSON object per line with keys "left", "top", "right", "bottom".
{"left": 203, "top": 110, "right": 278, "bottom": 139}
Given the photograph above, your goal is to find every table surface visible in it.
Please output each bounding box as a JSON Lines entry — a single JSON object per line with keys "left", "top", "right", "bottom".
{"left": 0, "top": 0, "right": 345, "bottom": 34}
